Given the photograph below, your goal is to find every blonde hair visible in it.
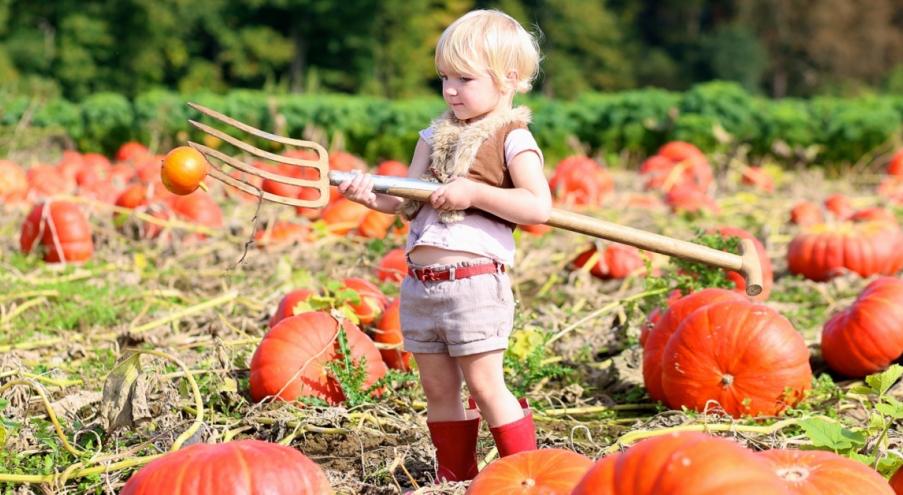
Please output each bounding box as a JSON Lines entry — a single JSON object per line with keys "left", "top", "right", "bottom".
{"left": 435, "top": 10, "right": 541, "bottom": 94}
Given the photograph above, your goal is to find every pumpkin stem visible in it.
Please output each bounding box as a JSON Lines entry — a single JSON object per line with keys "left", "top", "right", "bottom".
{"left": 721, "top": 373, "right": 734, "bottom": 386}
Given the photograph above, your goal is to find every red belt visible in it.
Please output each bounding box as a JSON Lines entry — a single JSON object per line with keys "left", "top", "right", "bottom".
{"left": 408, "top": 261, "right": 505, "bottom": 282}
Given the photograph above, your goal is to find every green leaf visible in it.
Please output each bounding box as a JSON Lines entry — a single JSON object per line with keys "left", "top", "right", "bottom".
{"left": 875, "top": 397, "right": 903, "bottom": 419}
{"left": 865, "top": 365, "right": 903, "bottom": 396}
{"left": 799, "top": 417, "right": 866, "bottom": 451}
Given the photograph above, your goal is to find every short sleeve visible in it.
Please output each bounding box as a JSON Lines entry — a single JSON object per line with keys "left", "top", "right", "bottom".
{"left": 504, "top": 128, "right": 544, "bottom": 168}
{"left": 419, "top": 126, "right": 434, "bottom": 145}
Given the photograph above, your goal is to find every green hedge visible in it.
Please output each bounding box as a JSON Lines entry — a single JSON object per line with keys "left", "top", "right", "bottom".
{"left": 2, "top": 81, "right": 902, "bottom": 166}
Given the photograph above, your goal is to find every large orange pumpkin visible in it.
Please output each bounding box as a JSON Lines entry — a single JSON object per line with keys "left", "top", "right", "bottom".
{"left": 821, "top": 277, "right": 903, "bottom": 377}
{"left": 572, "top": 432, "right": 788, "bottom": 495}
{"left": 758, "top": 448, "right": 894, "bottom": 495}
{"left": 642, "top": 288, "right": 746, "bottom": 403}
{"left": 374, "top": 298, "right": 412, "bottom": 371}
{"left": 787, "top": 221, "right": 903, "bottom": 281}
{"left": 121, "top": 440, "right": 332, "bottom": 494}
{"left": 249, "top": 311, "right": 386, "bottom": 404}
{"left": 465, "top": 448, "right": 592, "bottom": 495}
{"left": 20, "top": 201, "right": 94, "bottom": 263}
{"left": 660, "top": 300, "right": 812, "bottom": 417}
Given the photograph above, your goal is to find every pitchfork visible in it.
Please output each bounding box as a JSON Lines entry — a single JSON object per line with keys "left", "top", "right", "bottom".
{"left": 185, "top": 102, "right": 764, "bottom": 296}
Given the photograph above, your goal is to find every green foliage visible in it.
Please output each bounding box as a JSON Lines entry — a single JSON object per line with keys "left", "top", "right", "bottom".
{"left": 6, "top": 84, "right": 903, "bottom": 164}
{"left": 639, "top": 231, "right": 739, "bottom": 314}
{"left": 503, "top": 328, "right": 571, "bottom": 398}
{"left": 798, "top": 365, "right": 903, "bottom": 476}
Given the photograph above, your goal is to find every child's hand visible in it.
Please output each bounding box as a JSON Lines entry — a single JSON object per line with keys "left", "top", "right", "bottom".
{"left": 430, "top": 177, "right": 476, "bottom": 211}
{"left": 337, "top": 171, "right": 378, "bottom": 208}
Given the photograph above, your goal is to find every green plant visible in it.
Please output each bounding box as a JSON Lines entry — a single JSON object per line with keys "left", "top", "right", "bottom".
{"left": 503, "top": 328, "right": 571, "bottom": 398}
{"left": 798, "top": 365, "right": 903, "bottom": 476}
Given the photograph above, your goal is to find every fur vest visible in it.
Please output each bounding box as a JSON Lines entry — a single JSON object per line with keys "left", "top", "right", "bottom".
{"left": 399, "top": 106, "right": 532, "bottom": 225}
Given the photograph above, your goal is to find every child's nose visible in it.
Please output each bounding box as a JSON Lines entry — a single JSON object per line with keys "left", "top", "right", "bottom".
{"left": 445, "top": 86, "right": 457, "bottom": 96}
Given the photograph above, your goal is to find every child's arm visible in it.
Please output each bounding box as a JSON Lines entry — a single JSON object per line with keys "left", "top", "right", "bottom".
{"left": 430, "top": 150, "right": 552, "bottom": 225}
{"left": 337, "top": 137, "right": 431, "bottom": 214}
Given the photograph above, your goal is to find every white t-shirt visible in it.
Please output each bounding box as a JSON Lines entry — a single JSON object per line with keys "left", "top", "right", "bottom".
{"left": 405, "top": 126, "right": 544, "bottom": 266}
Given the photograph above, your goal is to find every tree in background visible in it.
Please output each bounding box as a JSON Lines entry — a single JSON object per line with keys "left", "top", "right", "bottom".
{"left": 1, "top": 0, "right": 902, "bottom": 99}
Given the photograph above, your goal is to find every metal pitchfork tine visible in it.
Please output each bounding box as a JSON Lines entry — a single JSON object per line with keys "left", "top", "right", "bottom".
{"left": 186, "top": 102, "right": 765, "bottom": 296}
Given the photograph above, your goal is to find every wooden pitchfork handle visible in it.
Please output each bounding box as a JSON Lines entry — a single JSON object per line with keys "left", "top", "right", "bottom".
{"left": 329, "top": 171, "right": 764, "bottom": 296}
{"left": 184, "top": 102, "right": 764, "bottom": 296}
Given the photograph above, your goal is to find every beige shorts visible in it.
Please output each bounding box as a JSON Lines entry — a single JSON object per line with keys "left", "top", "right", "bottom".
{"left": 399, "top": 258, "right": 515, "bottom": 357}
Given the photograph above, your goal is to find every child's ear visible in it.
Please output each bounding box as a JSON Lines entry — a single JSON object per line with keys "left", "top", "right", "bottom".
{"left": 505, "top": 71, "right": 519, "bottom": 92}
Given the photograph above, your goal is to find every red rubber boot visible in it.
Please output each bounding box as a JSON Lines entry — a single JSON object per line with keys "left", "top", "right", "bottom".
{"left": 489, "top": 398, "right": 537, "bottom": 457}
{"left": 425, "top": 402, "right": 481, "bottom": 482}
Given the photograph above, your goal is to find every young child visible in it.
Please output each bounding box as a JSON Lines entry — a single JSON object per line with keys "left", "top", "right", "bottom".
{"left": 338, "top": 9, "right": 550, "bottom": 482}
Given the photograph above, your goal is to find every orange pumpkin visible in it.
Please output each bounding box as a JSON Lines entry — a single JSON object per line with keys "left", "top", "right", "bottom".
{"left": 116, "top": 141, "right": 151, "bottom": 163}
{"left": 787, "top": 220, "right": 903, "bottom": 281}
{"left": 664, "top": 184, "right": 717, "bottom": 214}
{"left": 20, "top": 201, "right": 94, "bottom": 263}
{"left": 357, "top": 210, "right": 397, "bottom": 239}
{"left": 170, "top": 191, "right": 224, "bottom": 230}
{"left": 341, "top": 277, "right": 388, "bottom": 325}
{"left": 887, "top": 149, "right": 903, "bottom": 176}
{"left": 121, "top": 439, "right": 333, "bottom": 495}
{"left": 640, "top": 141, "right": 712, "bottom": 193}
{"left": 0, "top": 160, "right": 28, "bottom": 204}
{"left": 27, "top": 165, "right": 75, "bottom": 198}
{"left": 660, "top": 300, "right": 812, "bottom": 417}
{"left": 891, "top": 464, "right": 903, "bottom": 494}
{"left": 572, "top": 243, "right": 647, "bottom": 280}
{"left": 329, "top": 151, "right": 367, "bottom": 171}
{"left": 642, "top": 288, "right": 746, "bottom": 403}
{"left": 161, "top": 146, "right": 209, "bottom": 195}
{"left": 790, "top": 201, "right": 823, "bottom": 226}
{"left": 254, "top": 221, "right": 310, "bottom": 249}
{"left": 572, "top": 432, "right": 787, "bottom": 495}
{"left": 548, "top": 156, "right": 613, "bottom": 208}
{"left": 519, "top": 223, "right": 552, "bottom": 236}
{"left": 758, "top": 448, "right": 894, "bottom": 495}
{"left": 823, "top": 194, "right": 854, "bottom": 220}
{"left": 375, "top": 160, "right": 409, "bottom": 176}
{"left": 321, "top": 198, "right": 370, "bottom": 235}
{"left": 740, "top": 166, "right": 774, "bottom": 192}
{"left": 374, "top": 299, "right": 412, "bottom": 371}
{"left": 268, "top": 288, "right": 317, "bottom": 329}
{"left": 466, "top": 448, "right": 592, "bottom": 495}
{"left": 375, "top": 248, "right": 408, "bottom": 283}
{"left": 821, "top": 277, "right": 903, "bottom": 377}
{"left": 249, "top": 311, "right": 386, "bottom": 404}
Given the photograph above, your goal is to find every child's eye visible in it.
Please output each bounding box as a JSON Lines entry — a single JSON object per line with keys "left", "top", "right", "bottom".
{"left": 461, "top": 77, "right": 473, "bottom": 82}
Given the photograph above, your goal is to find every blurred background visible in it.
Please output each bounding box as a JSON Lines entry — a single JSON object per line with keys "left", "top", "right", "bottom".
{"left": 2, "top": 0, "right": 903, "bottom": 164}
{"left": 3, "top": 0, "right": 903, "bottom": 99}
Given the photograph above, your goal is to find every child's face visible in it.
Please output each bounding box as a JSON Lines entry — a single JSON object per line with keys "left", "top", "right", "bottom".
{"left": 438, "top": 65, "right": 506, "bottom": 122}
